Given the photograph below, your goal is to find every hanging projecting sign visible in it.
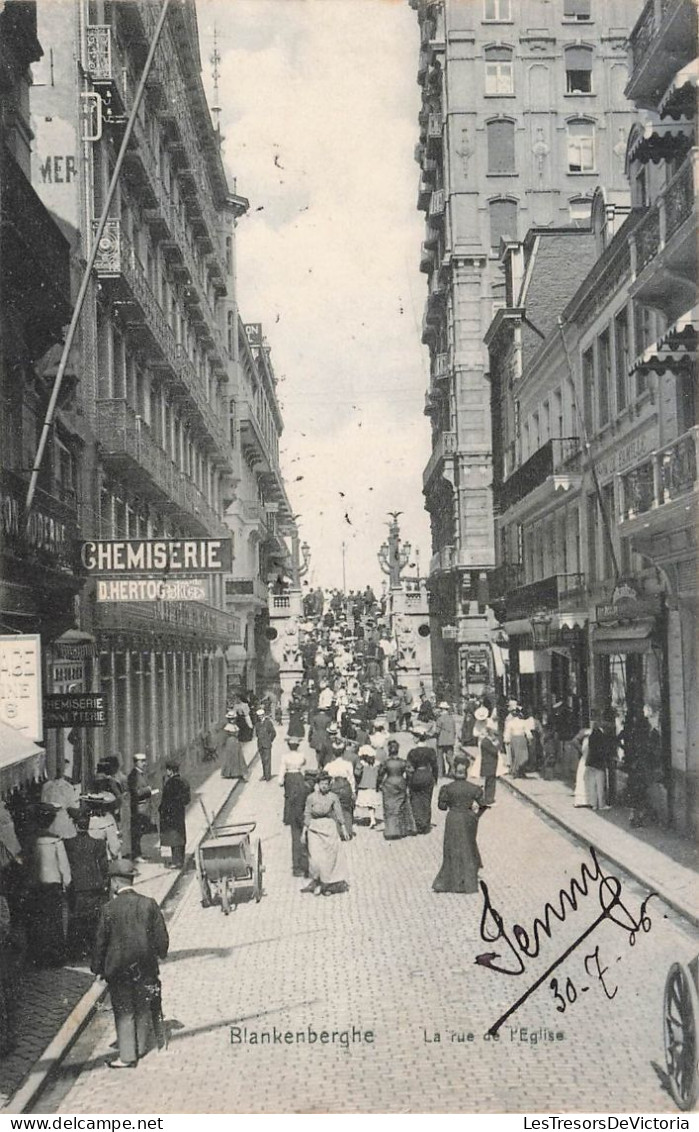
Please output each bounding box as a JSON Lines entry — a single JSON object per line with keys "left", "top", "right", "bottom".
{"left": 0, "top": 635, "right": 43, "bottom": 741}
{"left": 80, "top": 539, "right": 232, "bottom": 576}
{"left": 44, "top": 692, "right": 108, "bottom": 728}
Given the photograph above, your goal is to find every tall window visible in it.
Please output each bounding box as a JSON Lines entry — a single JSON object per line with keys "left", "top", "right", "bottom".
{"left": 565, "top": 46, "right": 593, "bottom": 94}
{"left": 567, "top": 119, "right": 595, "bottom": 172}
{"left": 586, "top": 493, "right": 598, "bottom": 584}
{"left": 634, "top": 302, "right": 654, "bottom": 396}
{"left": 487, "top": 118, "right": 516, "bottom": 173}
{"left": 582, "top": 345, "right": 595, "bottom": 434}
{"left": 488, "top": 198, "right": 517, "bottom": 251}
{"left": 601, "top": 483, "right": 616, "bottom": 579}
{"left": 564, "top": 0, "right": 591, "bottom": 18}
{"left": 614, "top": 309, "right": 629, "bottom": 413}
{"left": 484, "top": 0, "right": 511, "bottom": 19}
{"left": 485, "top": 46, "right": 514, "bottom": 95}
{"left": 597, "top": 329, "right": 611, "bottom": 427}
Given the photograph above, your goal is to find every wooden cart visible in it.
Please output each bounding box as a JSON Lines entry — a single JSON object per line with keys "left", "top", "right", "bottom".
{"left": 195, "top": 806, "right": 264, "bottom": 914}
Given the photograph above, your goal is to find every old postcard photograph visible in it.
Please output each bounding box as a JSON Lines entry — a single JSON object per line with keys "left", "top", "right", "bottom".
{"left": 0, "top": 0, "right": 697, "bottom": 1117}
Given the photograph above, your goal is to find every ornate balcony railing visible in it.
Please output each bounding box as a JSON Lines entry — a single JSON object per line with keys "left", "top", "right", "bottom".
{"left": 497, "top": 437, "right": 581, "bottom": 513}
{"left": 93, "top": 220, "right": 230, "bottom": 464}
{"left": 620, "top": 425, "right": 698, "bottom": 520}
{"left": 423, "top": 430, "right": 457, "bottom": 490}
{"left": 504, "top": 573, "right": 587, "bottom": 620}
{"left": 626, "top": 0, "right": 696, "bottom": 108}
{"left": 97, "top": 597, "right": 241, "bottom": 645}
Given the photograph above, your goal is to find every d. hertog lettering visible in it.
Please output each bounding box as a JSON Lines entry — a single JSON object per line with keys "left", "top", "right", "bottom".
{"left": 230, "top": 1025, "right": 374, "bottom": 1047}
{"left": 475, "top": 845, "right": 656, "bottom": 1035}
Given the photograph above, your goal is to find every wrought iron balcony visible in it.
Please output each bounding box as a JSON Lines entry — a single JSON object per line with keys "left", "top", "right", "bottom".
{"left": 619, "top": 424, "right": 698, "bottom": 528}
{"left": 630, "top": 149, "right": 697, "bottom": 317}
{"left": 429, "top": 188, "right": 445, "bottom": 220}
{"left": 503, "top": 573, "right": 587, "bottom": 621}
{"left": 85, "top": 25, "right": 128, "bottom": 122}
{"left": 96, "top": 597, "right": 242, "bottom": 646}
{"left": 423, "top": 430, "right": 457, "bottom": 491}
{"left": 427, "top": 112, "right": 443, "bottom": 147}
{"left": 239, "top": 400, "right": 277, "bottom": 475}
{"left": 497, "top": 437, "right": 582, "bottom": 513}
{"left": 626, "top": 0, "right": 697, "bottom": 110}
{"left": 92, "top": 220, "right": 231, "bottom": 466}
{"left": 433, "top": 352, "right": 449, "bottom": 382}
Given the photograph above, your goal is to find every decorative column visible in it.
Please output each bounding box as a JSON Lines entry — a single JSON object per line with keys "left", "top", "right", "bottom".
{"left": 150, "top": 649, "right": 159, "bottom": 763}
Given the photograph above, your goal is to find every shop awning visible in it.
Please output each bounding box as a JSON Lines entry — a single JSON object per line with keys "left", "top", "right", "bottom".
{"left": 490, "top": 641, "right": 507, "bottom": 678}
{"left": 592, "top": 621, "right": 655, "bottom": 655}
{"left": 628, "top": 118, "right": 695, "bottom": 165}
{"left": 659, "top": 60, "right": 699, "bottom": 120}
{"left": 0, "top": 720, "right": 46, "bottom": 792}
{"left": 54, "top": 628, "right": 97, "bottom": 660}
{"left": 630, "top": 307, "right": 698, "bottom": 377}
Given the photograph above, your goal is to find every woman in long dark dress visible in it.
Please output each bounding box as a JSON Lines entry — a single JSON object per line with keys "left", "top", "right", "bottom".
{"left": 406, "top": 728, "right": 439, "bottom": 834}
{"left": 377, "top": 740, "right": 416, "bottom": 840}
{"left": 287, "top": 693, "right": 306, "bottom": 742}
{"left": 220, "top": 718, "right": 248, "bottom": 780}
{"left": 432, "top": 758, "right": 485, "bottom": 893}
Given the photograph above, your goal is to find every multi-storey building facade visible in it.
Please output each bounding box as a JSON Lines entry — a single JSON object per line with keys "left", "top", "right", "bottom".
{"left": 0, "top": 2, "right": 81, "bottom": 780}
{"left": 412, "top": 0, "right": 639, "bottom": 702}
{"left": 21, "top": 0, "right": 292, "bottom": 780}
{"left": 487, "top": 0, "right": 697, "bottom": 835}
{"left": 224, "top": 319, "right": 295, "bottom": 697}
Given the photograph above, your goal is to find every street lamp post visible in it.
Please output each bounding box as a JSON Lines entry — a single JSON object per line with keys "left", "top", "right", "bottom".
{"left": 377, "top": 512, "right": 411, "bottom": 590}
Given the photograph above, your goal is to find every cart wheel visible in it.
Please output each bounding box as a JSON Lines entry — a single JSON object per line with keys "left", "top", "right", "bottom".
{"left": 221, "top": 879, "right": 231, "bottom": 916}
{"left": 664, "top": 961, "right": 699, "bottom": 1111}
{"left": 253, "top": 843, "right": 264, "bottom": 903}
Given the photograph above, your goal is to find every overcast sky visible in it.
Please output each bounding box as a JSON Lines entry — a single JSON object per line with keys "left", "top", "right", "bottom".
{"left": 197, "top": 0, "right": 432, "bottom": 591}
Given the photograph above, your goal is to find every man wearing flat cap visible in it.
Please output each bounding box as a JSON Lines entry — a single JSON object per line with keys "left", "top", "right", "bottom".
{"left": 92, "top": 859, "right": 169, "bottom": 1068}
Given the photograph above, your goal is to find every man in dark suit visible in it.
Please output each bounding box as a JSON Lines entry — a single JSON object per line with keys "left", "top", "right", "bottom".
{"left": 65, "top": 811, "right": 109, "bottom": 958}
{"left": 92, "top": 858, "right": 169, "bottom": 1068}
{"left": 254, "top": 708, "right": 277, "bottom": 781}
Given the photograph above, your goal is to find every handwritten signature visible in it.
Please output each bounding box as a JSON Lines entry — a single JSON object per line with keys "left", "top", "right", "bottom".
{"left": 475, "top": 845, "right": 656, "bottom": 1035}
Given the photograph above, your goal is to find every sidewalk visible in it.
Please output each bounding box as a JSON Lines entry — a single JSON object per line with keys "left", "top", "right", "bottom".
{"left": 500, "top": 771, "right": 699, "bottom": 926}
{"left": 1, "top": 763, "right": 248, "bottom": 1114}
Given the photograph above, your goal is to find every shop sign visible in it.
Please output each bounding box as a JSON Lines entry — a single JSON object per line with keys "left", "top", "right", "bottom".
{"left": 80, "top": 538, "right": 232, "bottom": 576}
{"left": 96, "top": 579, "right": 207, "bottom": 603}
{"left": 596, "top": 581, "right": 662, "bottom": 623}
{"left": 44, "top": 692, "right": 108, "bottom": 728}
{"left": 594, "top": 430, "right": 654, "bottom": 481}
{"left": 0, "top": 635, "right": 43, "bottom": 741}
{"left": 1, "top": 471, "right": 78, "bottom": 573}
{"left": 465, "top": 646, "right": 490, "bottom": 680}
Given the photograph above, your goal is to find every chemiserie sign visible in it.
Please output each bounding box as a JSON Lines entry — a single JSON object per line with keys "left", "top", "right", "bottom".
{"left": 80, "top": 539, "right": 232, "bottom": 576}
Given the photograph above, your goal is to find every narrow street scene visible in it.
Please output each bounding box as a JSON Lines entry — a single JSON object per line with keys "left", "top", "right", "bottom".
{"left": 0, "top": 0, "right": 697, "bottom": 1118}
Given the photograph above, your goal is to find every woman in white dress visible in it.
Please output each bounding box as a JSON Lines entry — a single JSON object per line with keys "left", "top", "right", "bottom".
{"left": 573, "top": 727, "right": 594, "bottom": 807}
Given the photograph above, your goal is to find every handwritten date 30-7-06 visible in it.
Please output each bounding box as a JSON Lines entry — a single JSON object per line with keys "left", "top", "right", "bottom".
{"left": 475, "top": 845, "right": 656, "bottom": 1035}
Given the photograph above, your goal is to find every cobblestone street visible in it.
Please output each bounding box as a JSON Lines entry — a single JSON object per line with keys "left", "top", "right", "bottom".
{"left": 39, "top": 735, "right": 696, "bottom": 1114}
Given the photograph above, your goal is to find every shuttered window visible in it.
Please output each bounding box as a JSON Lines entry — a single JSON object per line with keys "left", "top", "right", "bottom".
{"left": 564, "top": 0, "right": 591, "bottom": 19}
{"left": 489, "top": 198, "right": 517, "bottom": 251}
{"left": 565, "top": 46, "right": 593, "bottom": 93}
{"left": 487, "top": 119, "right": 516, "bottom": 172}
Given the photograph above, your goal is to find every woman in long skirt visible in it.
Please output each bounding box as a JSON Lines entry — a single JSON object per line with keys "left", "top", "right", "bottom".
{"left": 220, "top": 718, "right": 249, "bottom": 780}
{"left": 432, "top": 758, "right": 485, "bottom": 894}
{"left": 301, "top": 772, "right": 350, "bottom": 896}
{"left": 24, "top": 803, "right": 72, "bottom": 965}
{"left": 377, "top": 740, "right": 416, "bottom": 840}
{"left": 573, "top": 728, "right": 594, "bottom": 807}
{"left": 406, "top": 729, "right": 439, "bottom": 834}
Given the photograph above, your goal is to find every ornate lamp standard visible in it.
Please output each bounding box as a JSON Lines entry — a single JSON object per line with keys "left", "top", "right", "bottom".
{"left": 289, "top": 529, "right": 311, "bottom": 590}
{"left": 377, "top": 512, "right": 411, "bottom": 590}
